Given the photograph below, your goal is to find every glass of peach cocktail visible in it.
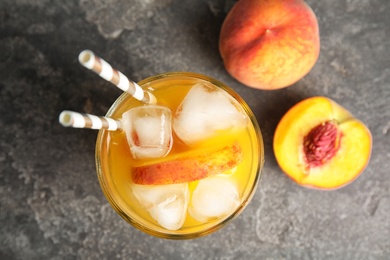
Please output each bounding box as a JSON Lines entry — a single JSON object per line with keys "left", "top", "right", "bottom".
{"left": 95, "top": 72, "right": 264, "bottom": 239}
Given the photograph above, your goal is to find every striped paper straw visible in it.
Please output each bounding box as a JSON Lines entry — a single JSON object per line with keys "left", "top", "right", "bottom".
{"left": 78, "top": 50, "right": 156, "bottom": 104}
{"left": 59, "top": 110, "right": 122, "bottom": 131}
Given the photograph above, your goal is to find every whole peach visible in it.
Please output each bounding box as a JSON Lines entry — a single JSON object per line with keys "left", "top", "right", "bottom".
{"left": 219, "top": 0, "right": 320, "bottom": 90}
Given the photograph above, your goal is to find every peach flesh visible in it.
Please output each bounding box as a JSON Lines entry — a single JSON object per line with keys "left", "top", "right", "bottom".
{"left": 273, "top": 96, "right": 372, "bottom": 189}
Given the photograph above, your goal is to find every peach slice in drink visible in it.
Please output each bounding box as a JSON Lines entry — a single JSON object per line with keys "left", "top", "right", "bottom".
{"left": 132, "top": 142, "right": 243, "bottom": 185}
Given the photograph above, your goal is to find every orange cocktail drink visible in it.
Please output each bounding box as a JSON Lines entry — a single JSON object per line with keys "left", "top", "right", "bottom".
{"left": 96, "top": 72, "right": 264, "bottom": 239}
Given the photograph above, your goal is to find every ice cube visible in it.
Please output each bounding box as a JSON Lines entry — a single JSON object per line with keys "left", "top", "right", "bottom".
{"left": 188, "top": 175, "right": 240, "bottom": 223}
{"left": 131, "top": 183, "right": 189, "bottom": 230}
{"left": 173, "top": 83, "right": 248, "bottom": 145}
{"left": 122, "top": 105, "right": 173, "bottom": 159}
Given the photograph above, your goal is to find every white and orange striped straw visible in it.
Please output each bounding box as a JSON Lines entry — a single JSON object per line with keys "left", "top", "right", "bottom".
{"left": 78, "top": 50, "right": 156, "bottom": 104}
{"left": 59, "top": 110, "right": 122, "bottom": 131}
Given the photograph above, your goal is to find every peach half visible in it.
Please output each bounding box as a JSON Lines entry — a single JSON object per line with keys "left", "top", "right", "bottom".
{"left": 219, "top": 0, "right": 320, "bottom": 90}
{"left": 273, "top": 96, "right": 372, "bottom": 189}
{"left": 132, "top": 142, "right": 243, "bottom": 185}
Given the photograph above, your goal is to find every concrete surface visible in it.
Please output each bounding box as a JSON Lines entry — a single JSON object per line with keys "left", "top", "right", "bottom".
{"left": 1, "top": 0, "right": 389, "bottom": 259}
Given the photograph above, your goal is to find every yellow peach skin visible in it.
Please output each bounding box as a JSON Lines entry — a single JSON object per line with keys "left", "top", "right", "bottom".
{"left": 273, "top": 97, "right": 372, "bottom": 189}
{"left": 219, "top": 0, "right": 320, "bottom": 90}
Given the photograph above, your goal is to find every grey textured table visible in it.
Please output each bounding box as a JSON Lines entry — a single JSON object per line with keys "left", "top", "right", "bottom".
{"left": 1, "top": 1, "right": 389, "bottom": 259}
